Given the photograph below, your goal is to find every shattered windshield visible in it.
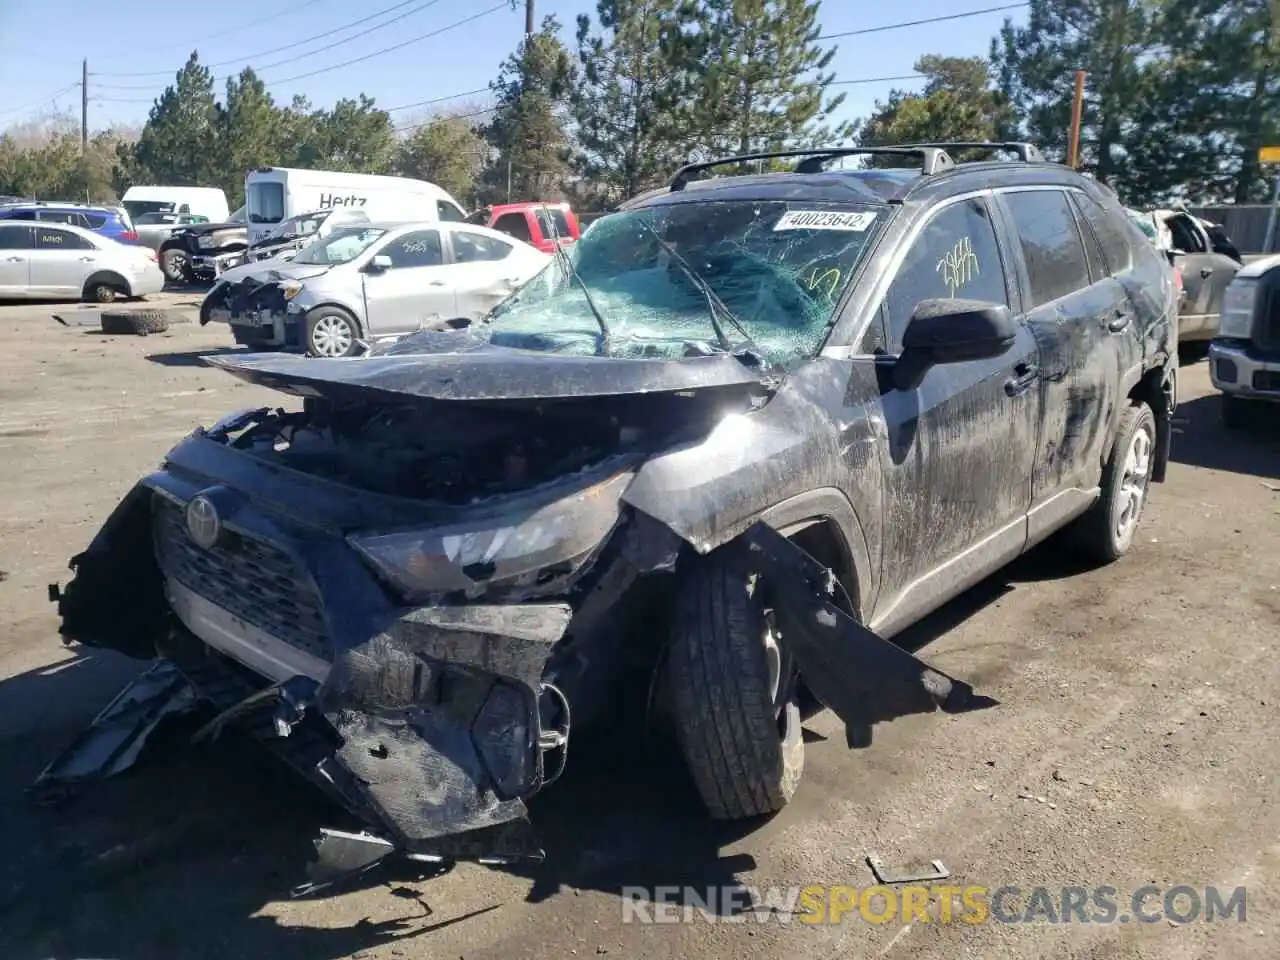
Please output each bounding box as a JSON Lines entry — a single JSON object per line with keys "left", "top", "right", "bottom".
{"left": 292, "top": 227, "right": 386, "bottom": 265}
{"left": 481, "top": 200, "right": 885, "bottom": 364}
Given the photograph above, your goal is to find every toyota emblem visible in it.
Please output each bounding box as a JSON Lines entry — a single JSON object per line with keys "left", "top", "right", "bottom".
{"left": 185, "top": 495, "right": 222, "bottom": 549}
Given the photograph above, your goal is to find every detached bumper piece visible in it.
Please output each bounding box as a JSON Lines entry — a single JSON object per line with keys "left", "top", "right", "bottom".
{"left": 28, "top": 660, "right": 199, "bottom": 803}
{"left": 741, "top": 522, "right": 998, "bottom": 748}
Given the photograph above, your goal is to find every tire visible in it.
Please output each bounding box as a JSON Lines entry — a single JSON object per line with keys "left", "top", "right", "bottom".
{"left": 100, "top": 309, "right": 170, "bottom": 336}
{"left": 160, "top": 247, "right": 191, "bottom": 284}
{"left": 1221, "top": 394, "right": 1250, "bottom": 430}
{"left": 85, "top": 280, "right": 121, "bottom": 304}
{"left": 1067, "top": 400, "right": 1157, "bottom": 564}
{"left": 665, "top": 547, "right": 804, "bottom": 820}
{"left": 305, "top": 308, "right": 361, "bottom": 358}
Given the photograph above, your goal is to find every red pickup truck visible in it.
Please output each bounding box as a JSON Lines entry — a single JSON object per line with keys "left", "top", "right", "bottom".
{"left": 468, "top": 202, "right": 581, "bottom": 254}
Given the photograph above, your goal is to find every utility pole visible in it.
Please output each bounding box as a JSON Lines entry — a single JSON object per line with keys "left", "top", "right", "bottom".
{"left": 525, "top": 0, "right": 535, "bottom": 35}
{"left": 1067, "top": 69, "right": 1086, "bottom": 169}
{"left": 81, "top": 59, "right": 89, "bottom": 152}
{"left": 81, "top": 58, "right": 90, "bottom": 203}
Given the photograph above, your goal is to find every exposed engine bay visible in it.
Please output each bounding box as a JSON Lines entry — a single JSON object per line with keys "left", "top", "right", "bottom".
{"left": 227, "top": 401, "right": 636, "bottom": 504}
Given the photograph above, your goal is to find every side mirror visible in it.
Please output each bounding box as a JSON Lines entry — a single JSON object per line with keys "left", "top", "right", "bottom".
{"left": 893, "top": 298, "right": 1018, "bottom": 391}
{"left": 366, "top": 254, "right": 392, "bottom": 272}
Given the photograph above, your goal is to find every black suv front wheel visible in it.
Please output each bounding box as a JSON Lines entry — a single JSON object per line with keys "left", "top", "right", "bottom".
{"left": 666, "top": 548, "right": 804, "bottom": 820}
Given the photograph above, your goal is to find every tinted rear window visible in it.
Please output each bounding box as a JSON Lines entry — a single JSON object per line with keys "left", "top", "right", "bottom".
{"left": 84, "top": 213, "right": 108, "bottom": 228}
{"left": 1003, "top": 190, "right": 1092, "bottom": 307}
{"left": 1073, "top": 193, "right": 1134, "bottom": 275}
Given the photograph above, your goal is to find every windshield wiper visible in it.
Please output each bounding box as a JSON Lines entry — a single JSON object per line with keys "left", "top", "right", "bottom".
{"left": 634, "top": 218, "right": 765, "bottom": 364}
{"left": 542, "top": 211, "right": 610, "bottom": 352}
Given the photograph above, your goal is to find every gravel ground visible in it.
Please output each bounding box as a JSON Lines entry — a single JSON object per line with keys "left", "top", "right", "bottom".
{"left": 0, "top": 295, "right": 1277, "bottom": 960}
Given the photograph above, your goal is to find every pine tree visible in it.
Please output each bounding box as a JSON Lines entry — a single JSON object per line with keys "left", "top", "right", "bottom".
{"left": 128, "top": 52, "right": 220, "bottom": 185}
{"left": 216, "top": 69, "right": 284, "bottom": 206}
{"left": 858, "top": 55, "right": 1015, "bottom": 160}
{"left": 397, "top": 114, "right": 487, "bottom": 205}
{"left": 990, "top": 0, "right": 1155, "bottom": 190}
{"left": 572, "top": 0, "right": 701, "bottom": 206}
{"left": 482, "top": 15, "right": 576, "bottom": 203}
{"left": 692, "top": 0, "right": 851, "bottom": 157}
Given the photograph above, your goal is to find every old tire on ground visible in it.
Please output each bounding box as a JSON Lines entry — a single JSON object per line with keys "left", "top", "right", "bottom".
{"left": 100, "top": 309, "right": 170, "bottom": 336}
{"left": 665, "top": 547, "right": 804, "bottom": 820}
{"left": 1221, "top": 394, "right": 1250, "bottom": 430}
{"left": 160, "top": 247, "right": 192, "bottom": 284}
{"left": 1067, "top": 400, "right": 1157, "bottom": 564}
{"left": 305, "top": 307, "right": 361, "bottom": 358}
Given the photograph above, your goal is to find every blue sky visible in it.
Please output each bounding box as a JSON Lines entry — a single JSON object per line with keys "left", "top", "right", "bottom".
{"left": 0, "top": 1, "right": 1027, "bottom": 135}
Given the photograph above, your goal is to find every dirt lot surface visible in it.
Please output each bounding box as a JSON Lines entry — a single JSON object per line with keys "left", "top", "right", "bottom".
{"left": 0, "top": 293, "right": 1277, "bottom": 960}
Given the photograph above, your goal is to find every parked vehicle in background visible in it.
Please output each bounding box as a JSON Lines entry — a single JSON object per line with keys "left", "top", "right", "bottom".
{"left": 0, "top": 202, "right": 140, "bottom": 245}
{"left": 243, "top": 167, "right": 468, "bottom": 246}
{"left": 199, "top": 220, "right": 549, "bottom": 356}
{"left": 1128, "top": 205, "right": 1243, "bottom": 349}
{"left": 0, "top": 219, "right": 163, "bottom": 302}
{"left": 243, "top": 208, "right": 373, "bottom": 265}
{"left": 121, "top": 185, "right": 230, "bottom": 224}
{"left": 159, "top": 206, "right": 247, "bottom": 284}
{"left": 467, "top": 201, "right": 581, "bottom": 253}
{"left": 48, "top": 142, "right": 1179, "bottom": 872}
{"left": 1209, "top": 254, "right": 1280, "bottom": 427}
{"left": 133, "top": 211, "right": 210, "bottom": 251}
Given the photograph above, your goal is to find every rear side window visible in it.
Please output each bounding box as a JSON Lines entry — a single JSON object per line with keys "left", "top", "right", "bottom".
{"left": 0, "top": 224, "right": 32, "bottom": 249}
{"left": 6, "top": 209, "right": 36, "bottom": 220}
{"left": 1003, "top": 190, "right": 1092, "bottom": 307}
{"left": 84, "top": 213, "right": 107, "bottom": 229}
{"left": 36, "top": 226, "right": 94, "bottom": 250}
{"left": 37, "top": 211, "right": 81, "bottom": 225}
{"left": 881, "top": 197, "right": 1010, "bottom": 346}
{"left": 451, "top": 230, "right": 512, "bottom": 262}
{"left": 1073, "top": 193, "right": 1134, "bottom": 275}
{"left": 493, "top": 212, "right": 532, "bottom": 243}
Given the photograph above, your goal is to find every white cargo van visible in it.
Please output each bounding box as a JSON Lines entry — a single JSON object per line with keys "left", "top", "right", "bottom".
{"left": 243, "top": 167, "right": 468, "bottom": 245}
{"left": 121, "top": 186, "right": 230, "bottom": 224}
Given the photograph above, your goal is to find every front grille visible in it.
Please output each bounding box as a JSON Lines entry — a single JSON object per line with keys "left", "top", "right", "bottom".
{"left": 153, "top": 496, "right": 332, "bottom": 662}
{"left": 1255, "top": 286, "right": 1280, "bottom": 352}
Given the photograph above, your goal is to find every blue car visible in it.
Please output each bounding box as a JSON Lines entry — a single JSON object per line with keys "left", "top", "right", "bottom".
{"left": 0, "top": 202, "right": 141, "bottom": 245}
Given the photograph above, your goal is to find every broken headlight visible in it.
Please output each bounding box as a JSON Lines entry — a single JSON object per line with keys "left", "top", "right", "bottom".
{"left": 348, "top": 471, "right": 632, "bottom": 601}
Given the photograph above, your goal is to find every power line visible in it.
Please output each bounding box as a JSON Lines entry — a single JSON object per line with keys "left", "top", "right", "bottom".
{"left": 0, "top": 84, "right": 80, "bottom": 120}
{"left": 264, "top": 4, "right": 510, "bottom": 86}
{"left": 819, "top": 2, "right": 1028, "bottom": 40}
{"left": 830, "top": 74, "right": 923, "bottom": 85}
{"left": 94, "top": 0, "right": 435, "bottom": 82}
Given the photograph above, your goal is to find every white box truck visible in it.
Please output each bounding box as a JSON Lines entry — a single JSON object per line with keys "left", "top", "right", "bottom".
{"left": 243, "top": 167, "right": 468, "bottom": 245}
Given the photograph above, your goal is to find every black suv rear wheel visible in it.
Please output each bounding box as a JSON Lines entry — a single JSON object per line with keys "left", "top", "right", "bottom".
{"left": 1068, "top": 400, "right": 1156, "bottom": 563}
{"left": 666, "top": 548, "right": 804, "bottom": 820}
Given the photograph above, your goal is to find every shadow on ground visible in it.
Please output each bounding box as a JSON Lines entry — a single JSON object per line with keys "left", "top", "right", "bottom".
{"left": 145, "top": 346, "right": 257, "bottom": 367}
{"left": 0, "top": 540, "right": 1127, "bottom": 960}
{"left": 1169, "top": 393, "right": 1280, "bottom": 479}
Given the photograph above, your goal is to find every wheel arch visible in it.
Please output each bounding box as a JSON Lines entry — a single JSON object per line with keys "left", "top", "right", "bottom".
{"left": 1125, "top": 361, "right": 1176, "bottom": 483}
{"left": 754, "top": 487, "right": 874, "bottom": 621}
{"left": 83, "top": 270, "right": 131, "bottom": 298}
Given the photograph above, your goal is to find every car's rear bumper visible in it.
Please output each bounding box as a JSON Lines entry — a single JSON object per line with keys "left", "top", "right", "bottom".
{"left": 1209, "top": 341, "right": 1280, "bottom": 400}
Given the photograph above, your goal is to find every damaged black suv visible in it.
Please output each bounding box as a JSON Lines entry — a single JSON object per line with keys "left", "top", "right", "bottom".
{"left": 44, "top": 143, "right": 1178, "bottom": 884}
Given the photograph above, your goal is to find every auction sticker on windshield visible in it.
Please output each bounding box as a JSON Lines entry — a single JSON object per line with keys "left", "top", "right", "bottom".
{"left": 774, "top": 210, "right": 878, "bottom": 232}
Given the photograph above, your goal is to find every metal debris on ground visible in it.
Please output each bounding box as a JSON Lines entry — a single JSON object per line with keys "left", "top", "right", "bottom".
{"left": 866, "top": 854, "right": 950, "bottom": 884}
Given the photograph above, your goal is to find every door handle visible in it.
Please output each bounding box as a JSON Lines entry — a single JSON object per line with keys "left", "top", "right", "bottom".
{"left": 5, "top": 256, "right": 22, "bottom": 262}
{"left": 428, "top": 280, "right": 447, "bottom": 286}
{"left": 79, "top": 256, "right": 96, "bottom": 263}
{"left": 1108, "top": 308, "right": 1133, "bottom": 332}
{"left": 1004, "top": 362, "right": 1040, "bottom": 397}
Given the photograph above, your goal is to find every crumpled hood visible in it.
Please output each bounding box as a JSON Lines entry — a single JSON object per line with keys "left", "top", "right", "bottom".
{"left": 203, "top": 329, "right": 770, "bottom": 405}
{"left": 215, "top": 259, "right": 330, "bottom": 286}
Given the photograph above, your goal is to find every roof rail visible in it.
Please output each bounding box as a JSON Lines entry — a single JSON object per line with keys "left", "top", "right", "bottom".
{"left": 893, "top": 141, "right": 1045, "bottom": 163}
{"left": 668, "top": 146, "right": 955, "bottom": 191}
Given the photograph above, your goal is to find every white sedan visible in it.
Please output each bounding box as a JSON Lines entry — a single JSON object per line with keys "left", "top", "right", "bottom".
{"left": 0, "top": 220, "right": 164, "bottom": 302}
{"left": 203, "top": 221, "right": 552, "bottom": 356}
